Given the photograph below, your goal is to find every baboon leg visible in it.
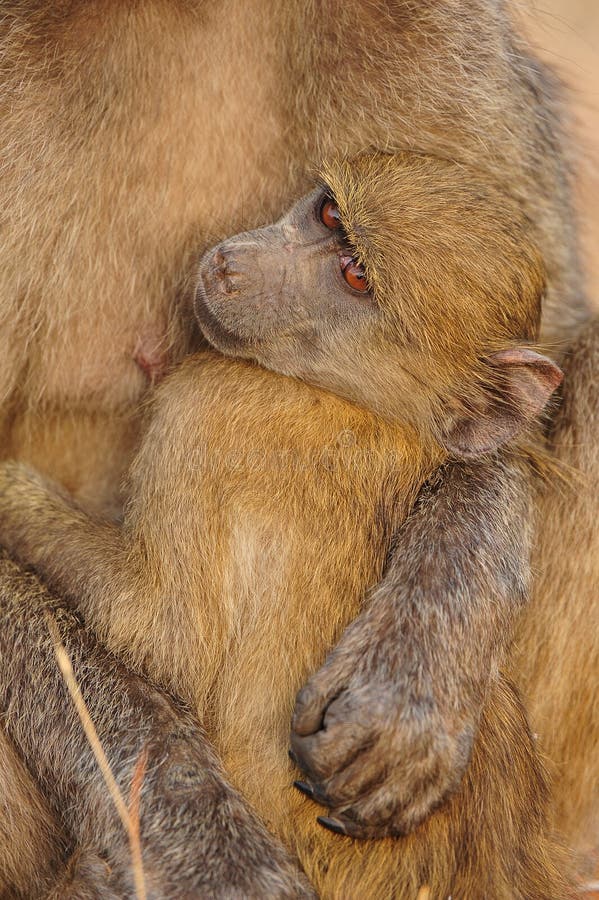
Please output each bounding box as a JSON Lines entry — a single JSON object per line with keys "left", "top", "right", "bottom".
{"left": 0, "top": 553, "right": 313, "bottom": 899}
{"left": 515, "top": 317, "right": 599, "bottom": 869}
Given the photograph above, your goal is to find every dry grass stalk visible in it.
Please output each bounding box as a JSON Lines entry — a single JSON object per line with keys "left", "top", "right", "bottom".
{"left": 45, "top": 610, "right": 147, "bottom": 900}
{"left": 416, "top": 887, "right": 431, "bottom": 900}
{"left": 128, "top": 744, "right": 149, "bottom": 894}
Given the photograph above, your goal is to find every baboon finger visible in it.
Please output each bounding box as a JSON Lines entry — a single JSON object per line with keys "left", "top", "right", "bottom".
{"left": 291, "top": 665, "right": 348, "bottom": 736}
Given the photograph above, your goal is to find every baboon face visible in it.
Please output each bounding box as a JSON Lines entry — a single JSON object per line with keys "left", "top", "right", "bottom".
{"left": 195, "top": 152, "right": 561, "bottom": 455}
{"left": 195, "top": 186, "right": 378, "bottom": 362}
{"left": 195, "top": 174, "right": 430, "bottom": 430}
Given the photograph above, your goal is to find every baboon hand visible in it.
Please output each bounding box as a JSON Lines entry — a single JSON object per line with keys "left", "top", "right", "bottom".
{"left": 289, "top": 612, "right": 476, "bottom": 840}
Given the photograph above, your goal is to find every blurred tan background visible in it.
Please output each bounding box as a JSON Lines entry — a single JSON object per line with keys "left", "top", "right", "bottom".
{"left": 524, "top": 0, "right": 599, "bottom": 305}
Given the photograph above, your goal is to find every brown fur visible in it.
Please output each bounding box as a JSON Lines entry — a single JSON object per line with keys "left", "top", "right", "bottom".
{"left": 0, "top": 150, "right": 571, "bottom": 897}
{"left": 0, "top": 0, "right": 594, "bottom": 894}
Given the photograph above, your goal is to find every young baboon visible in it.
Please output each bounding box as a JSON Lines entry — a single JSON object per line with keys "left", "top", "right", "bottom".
{"left": 0, "top": 152, "right": 569, "bottom": 899}
{"left": 0, "top": 0, "right": 595, "bottom": 888}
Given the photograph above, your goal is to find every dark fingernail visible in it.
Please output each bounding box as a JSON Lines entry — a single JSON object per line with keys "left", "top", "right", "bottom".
{"left": 288, "top": 748, "right": 298, "bottom": 764}
{"left": 293, "top": 780, "right": 314, "bottom": 798}
{"left": 317, "top": 816, "right": 347, "bottom": 836}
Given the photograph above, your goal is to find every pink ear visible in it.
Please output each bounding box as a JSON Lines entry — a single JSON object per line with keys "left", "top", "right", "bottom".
{"left": 443, "top": 348, "right": 563, "bottom": 458}
{"left": 488, "top": 348, "right": 564, "bottom": 414}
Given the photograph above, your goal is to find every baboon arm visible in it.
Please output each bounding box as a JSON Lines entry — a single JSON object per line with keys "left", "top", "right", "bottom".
{"left": 0, "top": 461, "right": 142, "bottom": 649}
{"left": 0, "top": 462, "right": 129, "bottom": 619}
{"left": 291, "top": 453, "right": 532, "bottom": 837}
{"left": 0, "top": 460, "right": 215, "bottom": 700}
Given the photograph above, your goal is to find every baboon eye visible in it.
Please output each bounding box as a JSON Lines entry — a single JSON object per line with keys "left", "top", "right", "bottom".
{"left": 340, "top": 254, "right": 368, "bottom": 293}
{"left": 319, "top": 196, "right": 341, "bottom": 230}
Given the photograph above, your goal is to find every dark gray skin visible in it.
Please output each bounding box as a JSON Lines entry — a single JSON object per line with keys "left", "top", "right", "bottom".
{"left": 194, "top": 177, "right": 562, "bottom": 839}
{"left": 195, "top": 190, "right": 379, "bottom": 386}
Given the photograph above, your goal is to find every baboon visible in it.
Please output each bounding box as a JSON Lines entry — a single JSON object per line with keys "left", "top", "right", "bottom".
{"left": 0, "top": 0, "right": 596, "bottom": 892}
{"left": 0, "top": 152, "right": 570, "bottom": 898}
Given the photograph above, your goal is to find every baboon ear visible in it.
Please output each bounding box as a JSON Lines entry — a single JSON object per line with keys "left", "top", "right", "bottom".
{"left": 442, "top": 348, "right": 563, "bottom": 458}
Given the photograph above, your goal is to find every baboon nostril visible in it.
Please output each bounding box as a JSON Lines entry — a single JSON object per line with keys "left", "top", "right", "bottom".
{"left": 208, "top": 246, "right": 241, "bottom": 295}
{"left": 212, "top": 249, "right": 227, "bottom": 281}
